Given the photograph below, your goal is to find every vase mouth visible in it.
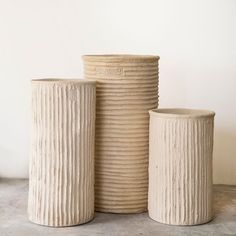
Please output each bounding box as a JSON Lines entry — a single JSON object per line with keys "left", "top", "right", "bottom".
{"left": 82, "top": 54, "right": 160, "bottom": 62}
{"left": 31, "top": 78, "right": 96, "bottom": 84}
{"left": 149, "top": 108, "right": 215, "bottom": 118}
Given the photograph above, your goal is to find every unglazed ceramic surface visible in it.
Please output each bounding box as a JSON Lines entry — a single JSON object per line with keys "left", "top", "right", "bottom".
{"left": 148, "top": 108, "right": 215, "bottom": 225}
{"left": 28, "top": 79, "right": 96, "bottom": 227}
{"left": 83, "top": 55, "right": 159, "bottom": 213}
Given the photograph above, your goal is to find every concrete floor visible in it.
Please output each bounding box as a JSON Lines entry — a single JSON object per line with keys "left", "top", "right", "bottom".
{"left": 0, "top": 179, "right": 236, "bottom": 236}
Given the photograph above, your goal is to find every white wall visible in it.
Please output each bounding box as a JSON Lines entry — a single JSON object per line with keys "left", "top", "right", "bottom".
{"left": 0, "top": 0, "right": 235, "bottom": 184}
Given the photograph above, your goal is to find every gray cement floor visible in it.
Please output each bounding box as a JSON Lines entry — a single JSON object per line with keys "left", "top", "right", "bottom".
{"left": 0, "top": 179, "right": 236, "bottom": 236}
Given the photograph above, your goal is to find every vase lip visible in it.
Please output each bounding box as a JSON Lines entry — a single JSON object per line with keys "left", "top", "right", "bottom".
{"left": 31, "top": 78, "right": 96, "bottom": 84}
{"left": 149, "top": 108, "right": 215, "bottom": 118}
{"left": 82, "top": 54, "right": 160, "bottom": 62}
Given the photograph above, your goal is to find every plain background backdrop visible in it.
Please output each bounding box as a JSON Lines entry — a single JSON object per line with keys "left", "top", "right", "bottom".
{"left": 0, "top": 0, "right": 235, "bottom": 184}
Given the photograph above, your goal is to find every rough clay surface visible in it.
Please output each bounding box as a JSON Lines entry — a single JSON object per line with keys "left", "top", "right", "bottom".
{"left": 149, "top": 109, "right": 215, "bottom": 225}
{"left": 28, "top": 80, "right": 96, "bottom": 226}
{"left": 83, "top": 55, "right": 159, "bottom": 213}
{"left": 1, "top": 179, "right": 236, "bottom": 236}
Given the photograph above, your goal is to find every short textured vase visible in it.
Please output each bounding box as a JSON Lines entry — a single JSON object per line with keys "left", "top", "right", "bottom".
{"left": 148, "top": 108, "right": 215, "bottom": 225}
{"left": 28, "top": 79, "right": 96, "bottom": 227}
{"left": 83, "top": 55, "right": 159, "bottom": 213}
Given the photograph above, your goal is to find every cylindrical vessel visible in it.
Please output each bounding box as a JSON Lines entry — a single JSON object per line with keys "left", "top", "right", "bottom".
{"left": 83, "top": 55, "right": 159, "bottom": 213}
{"left": 28, "top": 79, "right": 96, "bottom": 227}
{"left": 148, "top": 108, "right": 215, "bottom": 225}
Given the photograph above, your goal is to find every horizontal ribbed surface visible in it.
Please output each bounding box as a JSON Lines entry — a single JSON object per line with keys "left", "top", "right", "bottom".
{"left": 148, "top": 111, "right": 214, "bottom": 225}
{"left": 28, "top": 80, "right": 96, "bottom": 227}
{"left": 83, "top": 55, "right": 159, "bottom": 213}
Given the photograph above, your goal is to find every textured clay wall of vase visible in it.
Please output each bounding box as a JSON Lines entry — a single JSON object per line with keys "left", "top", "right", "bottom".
{"left": 28, "top": 79, "right": 96, "bottom": 227}
{"left": 83, "top": 55, "right": 159, "bottom": 213}
{"left": 148, "top": 108, "right": 215, "bottom": 225}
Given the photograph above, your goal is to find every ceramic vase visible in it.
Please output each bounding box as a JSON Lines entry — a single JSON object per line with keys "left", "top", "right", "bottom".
{"left": 28, "top": 79, "right": 96, "bottom": 227}
{"left": 83, "top": 55, "right": 159, "bottom": 213}
{"left": 148, "top": 108, "right": 215, "bottom": 225}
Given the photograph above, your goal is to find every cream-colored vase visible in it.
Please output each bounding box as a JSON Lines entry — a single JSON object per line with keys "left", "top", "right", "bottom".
{"left": 28, "top": 79, "right": 96, "bottom": 227}
{"left": 148, "top": 108, "right": 215, "bottom": 225}
{"left": 83, "top": 55, "right": 159, "bottom": 213}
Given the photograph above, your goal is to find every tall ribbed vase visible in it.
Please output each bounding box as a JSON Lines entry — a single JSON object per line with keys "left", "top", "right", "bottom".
{"left": 83, "top": 55, "right": 159, "bottom": 213}
{"left": 28, "top": 79, "right": 96, "bottom": 227}
{"left": 148, "top": 108, "right": 215, "bottom": 225}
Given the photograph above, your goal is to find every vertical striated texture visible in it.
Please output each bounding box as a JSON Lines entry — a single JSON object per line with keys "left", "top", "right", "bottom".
{"left": 148, "top": 109, "right": 215, "bottom": 225}
{"left": 83, "top": 55, "right": 159, "bottom": 213}
{"left": 28, "top": 79, "right": 96, "bottom": 227}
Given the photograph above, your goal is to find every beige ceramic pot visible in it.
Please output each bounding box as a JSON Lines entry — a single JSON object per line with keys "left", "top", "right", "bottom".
{"left": 83, "top": 55, "right": 159, "bottom": 213}
{"left": 148, "top": 108, "right": 215, "bottom": 225}
{"left": 28, "top": 79, "right": 96, "bottom": 227}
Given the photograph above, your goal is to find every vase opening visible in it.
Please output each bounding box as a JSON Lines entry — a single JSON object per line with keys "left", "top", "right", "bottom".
{"left": 31, "top": 79, "right": 96, "bottom": 84}
{"left": 82, "top": 54, "right": 160, "bottom": 62}
{"left": 150, "top": 108, "right": 215, "bottom": 118}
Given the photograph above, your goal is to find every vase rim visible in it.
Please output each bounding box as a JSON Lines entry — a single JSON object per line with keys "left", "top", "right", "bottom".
{"left": 82, "top": 54, "right": 160, "bottom": 62}
{"left": 149, "top": 108, "right": 215, "bottom": 118}
{"left": 31, "top": 78, "right": 96, "bottom": 84}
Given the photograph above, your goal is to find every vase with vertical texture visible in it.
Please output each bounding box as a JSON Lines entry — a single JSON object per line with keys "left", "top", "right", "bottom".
{"left": 28, "top": 79, "right": 96, "bottom": 227}
{"left": 148, "top": 108, "right": 215, "bottom": 225}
